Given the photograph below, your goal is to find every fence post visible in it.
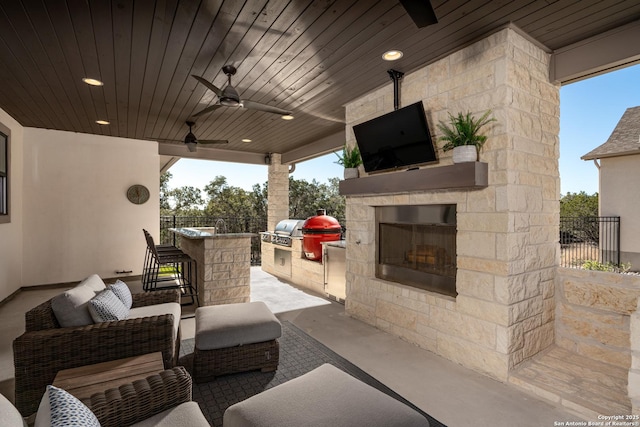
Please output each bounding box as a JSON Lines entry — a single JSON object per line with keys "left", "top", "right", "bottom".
{"left": 616, "top": 216, "right": 621, "bottom": 266}
{"left": 172, "top": 215, "right": 177, "bottom": 246}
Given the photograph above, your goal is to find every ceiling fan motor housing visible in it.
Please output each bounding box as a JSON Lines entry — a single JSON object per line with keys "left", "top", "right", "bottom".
{"left": 220, "top": 85, "right": 240, "bottom": 106}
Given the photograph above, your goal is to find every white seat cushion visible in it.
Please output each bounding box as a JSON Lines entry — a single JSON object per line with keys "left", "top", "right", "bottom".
{"left": 128, "top": 302, "right": 181, "bottom": 341}
{"left": 130, "top": 402, "right": 209, "bottom": 427}
{"left": 223, "top": 363, "right": 430, "bottom": 427}
{"left": 0, "top": 393, "right": 27, "bottom": 427}
{"left": 195, "top": 302, "right": 281, "bottom": 350}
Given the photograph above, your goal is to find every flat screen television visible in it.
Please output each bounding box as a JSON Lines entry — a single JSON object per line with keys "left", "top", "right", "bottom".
{"left": 353, "top": 101, "right": 437, "bottom": 173}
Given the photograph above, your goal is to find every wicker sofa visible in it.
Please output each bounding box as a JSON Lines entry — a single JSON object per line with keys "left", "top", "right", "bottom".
{"left": 86, "top": 367, "right": 208, "bottom": 427}
{"left": 2, "top": 367, "right": 208, "bottom": 427}
{"left": 13, "top": 278, "right": 181, "bottom": 417}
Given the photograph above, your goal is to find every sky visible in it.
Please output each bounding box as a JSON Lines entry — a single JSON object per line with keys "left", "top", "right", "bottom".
{"left": 166, "top": 63, "right": 640, "bottom": 195}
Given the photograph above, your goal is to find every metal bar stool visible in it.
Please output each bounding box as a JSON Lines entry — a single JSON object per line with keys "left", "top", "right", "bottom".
{"left": 142, "top": 229, "right": 199, "bottom": 306}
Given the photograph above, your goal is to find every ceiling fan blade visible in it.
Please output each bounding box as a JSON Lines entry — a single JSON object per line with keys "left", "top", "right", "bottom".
{"left": 241, "top": 99, "right": 291, "bottom": 115}
{"left": 399, "top": 0, "right": 438, "bottom": 28}
{"left": 191, "top": 104, "right": 222, "bottom": 118}
{"left": 198, "top": 139, "right": 229, "bottom": 145}
{"left": 192, "top": 75, "right": 223, "bottom": 97}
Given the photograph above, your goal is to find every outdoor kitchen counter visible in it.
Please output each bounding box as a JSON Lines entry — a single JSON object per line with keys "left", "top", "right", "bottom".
{"left": 170, "top": 227, "right": 255, "bottom": 239}
{"left": 169, "top": 227, "right": 256, "bottom": 306}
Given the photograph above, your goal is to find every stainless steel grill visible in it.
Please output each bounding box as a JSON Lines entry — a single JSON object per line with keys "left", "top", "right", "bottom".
{"left": 260, "top": 219, "right": 305, "bottom": 247}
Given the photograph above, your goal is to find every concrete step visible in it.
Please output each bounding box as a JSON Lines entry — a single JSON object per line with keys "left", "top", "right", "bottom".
{"left": 509, "top": 345, "right": 630, "bottom": 420}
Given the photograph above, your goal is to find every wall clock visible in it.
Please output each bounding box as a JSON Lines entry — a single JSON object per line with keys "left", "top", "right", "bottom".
{"left": 126, "top": 184, "right": 150, "bottom": 205}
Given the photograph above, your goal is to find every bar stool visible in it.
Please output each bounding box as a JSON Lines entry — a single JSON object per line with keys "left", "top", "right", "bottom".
{"left": 142, "top": 229, "right": 199, "bottom": 306}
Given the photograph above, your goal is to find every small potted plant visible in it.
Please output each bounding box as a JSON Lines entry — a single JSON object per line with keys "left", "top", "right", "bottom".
{"left": 436, "top": 110, "right": 496, "bottom": 163}
{"left": 335, "top": 144, "right": 362, "bottom": 179}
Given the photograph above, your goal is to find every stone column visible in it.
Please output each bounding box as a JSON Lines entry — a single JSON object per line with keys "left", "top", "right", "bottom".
{"left": 267, "top": 153, "right": 289, "bottom": 231}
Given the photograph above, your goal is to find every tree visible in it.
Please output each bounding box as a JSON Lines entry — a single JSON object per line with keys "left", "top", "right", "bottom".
{"left": 160, "top": 171, "right": 204, "bottom": 216}
{"left": 169, "top": 186, "right": 204, "bottom": 215}
{"left": 159, "top": 173, "right": 345, "bottom": 227}
{"left": 560, "top": 191, "right": 598, "bottom": 217}
{"left": 250, "top": 182, "right": 268, "bottom": 221}
{"left": 560, "top": 191, "right": 599, "bottom": 243}
{"left": 203, "top": 176, "right": 254, "bottom": 218}
{"left": 288, "top": 177, "right": 344, "bottom": 221}
{"left": 160, "top": 171, "right": 172, "bottom": 212}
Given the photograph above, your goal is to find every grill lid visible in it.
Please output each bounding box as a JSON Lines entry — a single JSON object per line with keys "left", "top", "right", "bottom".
{"left": 302, "top": 209, "right": 341, "bottom": 233}
{"left": 274, "top": 219, "right": 305, "bottom": 236}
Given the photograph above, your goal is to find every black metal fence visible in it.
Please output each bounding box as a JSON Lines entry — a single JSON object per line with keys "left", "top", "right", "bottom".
{"left": 559, "top": 216, "right": 620, "bottom": 268}
{"left": 160, "top": 216, "right": 267, "bottom": 266}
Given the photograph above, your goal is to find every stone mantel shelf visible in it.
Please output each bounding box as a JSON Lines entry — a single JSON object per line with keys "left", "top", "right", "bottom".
{"left": 338, "top": 162, "right": 488, "bottom": 196}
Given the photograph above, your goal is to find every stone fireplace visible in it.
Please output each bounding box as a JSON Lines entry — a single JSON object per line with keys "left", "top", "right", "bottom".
{"left": 341, "top": 26, "right": 560, "bottom": 382}
{"left": 376, "top": 204, "right": 457, "bottom": 297}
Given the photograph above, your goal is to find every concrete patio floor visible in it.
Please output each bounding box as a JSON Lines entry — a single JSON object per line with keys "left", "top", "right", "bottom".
{"left": 0, "top": 267, "right": 588, "bottom": 426}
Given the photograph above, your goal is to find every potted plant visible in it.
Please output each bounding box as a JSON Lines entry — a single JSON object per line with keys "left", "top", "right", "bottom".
{"left": 335, "top": 145, "right": 362, "bottom": 179}
{"left": 436, "top": 110, "right": 496, "bottom": 163}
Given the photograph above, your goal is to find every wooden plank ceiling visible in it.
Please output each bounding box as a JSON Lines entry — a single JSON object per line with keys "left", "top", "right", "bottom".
{"left": 0, "top": 0, "right": 639, "bottom": 161}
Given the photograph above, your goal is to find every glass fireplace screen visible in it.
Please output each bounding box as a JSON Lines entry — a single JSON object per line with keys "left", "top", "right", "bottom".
{"left": 379, "top": 223, "right": 456, "bottom": 278}
{"left": 376, "top": 204, "right": 457, "bottom": 297}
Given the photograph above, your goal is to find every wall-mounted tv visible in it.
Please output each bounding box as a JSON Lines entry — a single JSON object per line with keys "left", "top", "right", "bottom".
{"left": 353, "top": 101, "right": 437, "bottom": 173}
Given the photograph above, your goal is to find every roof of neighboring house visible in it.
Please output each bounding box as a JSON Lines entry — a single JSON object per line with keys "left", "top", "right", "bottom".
{"left": 582, "top": 106, "right": 640, "bottom": 160}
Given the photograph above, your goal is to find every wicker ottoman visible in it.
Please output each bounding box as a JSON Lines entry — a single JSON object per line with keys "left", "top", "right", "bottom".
{"left": 193, "top": 301, "right": 281, "bottom": 383}
{"left": 223, "top": 363, "right": 431, "bottom": 427}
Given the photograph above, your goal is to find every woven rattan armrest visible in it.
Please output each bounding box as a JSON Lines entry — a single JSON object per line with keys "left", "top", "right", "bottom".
{"left": 86, "top": 367, "right": 192, "bottom": 427}
{"left": 13, "top": 314, "right": 178, "bottom": 417}
{"left": 25, "top": 299, "right": 59, "bottom": 332}
{"left": 131, "top": 289, "right": 180, "bottom": 307}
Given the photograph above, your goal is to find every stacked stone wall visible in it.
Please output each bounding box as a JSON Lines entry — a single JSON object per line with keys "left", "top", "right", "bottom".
{"left": 344, "top": 27, "right": 559, "bottom": 381}
{"left": 556, "top": 268, "right": 640, "bottom": 370}
{"left": 180, "top": 235, "right": 251, "bottom": 306}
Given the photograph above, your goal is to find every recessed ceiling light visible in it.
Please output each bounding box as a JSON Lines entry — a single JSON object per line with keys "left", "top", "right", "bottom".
{"left": 242, "top": 138, "right": 252, "bottom": 143}
{"left": 281, "top": 114, "right": 294, "bottom": 120}
{"left": 96, "top": 120, "right": 110, "bottom": 125}
{"left": 82, "top": 77, "right": 104, "bottom": 86}
{"left": 382, "top": 50, "right": 403, "bottom": 61}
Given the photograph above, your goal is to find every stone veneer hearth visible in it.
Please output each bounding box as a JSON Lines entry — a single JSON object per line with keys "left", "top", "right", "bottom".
{"left": 342, "top": 26, "right": 560, "bottom": 381}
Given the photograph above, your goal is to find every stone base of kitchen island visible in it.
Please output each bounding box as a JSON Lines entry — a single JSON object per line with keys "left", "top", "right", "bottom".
{"left": 261, "top": 238, "right": 325, "bottom": 296}
{"left": 173, "top": 229, "right": 255, "bottom": 306}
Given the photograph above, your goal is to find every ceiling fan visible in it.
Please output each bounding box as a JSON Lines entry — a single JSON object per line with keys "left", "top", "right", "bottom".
{"left": 191, "top": 65, "right": 291, "bottom": 118}
{"left": 156, "top": 120, "right": 228, "bottom": 152}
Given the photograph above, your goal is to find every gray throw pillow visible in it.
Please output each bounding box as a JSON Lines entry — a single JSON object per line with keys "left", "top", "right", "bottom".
{"left": 50, "top": 285, "right": 96, "bottom": 327}
{"left": 108, "top": 280, "right": 133, "bottom": 309}
{"left": 87, "top": 289, "right": 129, "bottom": 323}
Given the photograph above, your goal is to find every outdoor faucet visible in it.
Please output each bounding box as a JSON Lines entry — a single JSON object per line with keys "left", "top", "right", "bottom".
{"left": 214, "top": 218, "right": 227, "bottom": 234}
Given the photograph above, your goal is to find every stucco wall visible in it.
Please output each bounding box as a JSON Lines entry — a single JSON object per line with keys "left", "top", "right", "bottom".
{"left": 0, "top": 108, "right": 24, "bottom": 301}
{"left": 21, "top": 128, "right": 159, "bottom": 286}
{"left": 600, "top": 155, "right": 640, "bottom": 269}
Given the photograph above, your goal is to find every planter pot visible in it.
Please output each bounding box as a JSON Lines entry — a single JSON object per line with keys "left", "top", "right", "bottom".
{"left": 452, "top": 145, "right": 478, "bottom": 163}
{"left": 344, "top": 168, "right": 359, "bottom": 179}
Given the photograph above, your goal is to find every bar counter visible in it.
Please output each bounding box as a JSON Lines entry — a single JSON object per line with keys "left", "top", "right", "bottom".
{"left": 170, "top": 228, "right": 255, "bottom": 306}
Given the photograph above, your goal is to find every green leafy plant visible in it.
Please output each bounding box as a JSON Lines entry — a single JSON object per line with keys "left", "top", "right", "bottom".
{"left": 581, "top": 259, "right": 632, "bottom": 273}
{"left": 334, "top": 145, "right": 362, "bottom": 168}
{"left": 436, "top": 110, "right": 496, "bottom": 153}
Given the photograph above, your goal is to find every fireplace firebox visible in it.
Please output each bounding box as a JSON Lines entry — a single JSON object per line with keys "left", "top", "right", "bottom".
{"left": 376, "top": 205, "right": 457, "bottom": 297}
